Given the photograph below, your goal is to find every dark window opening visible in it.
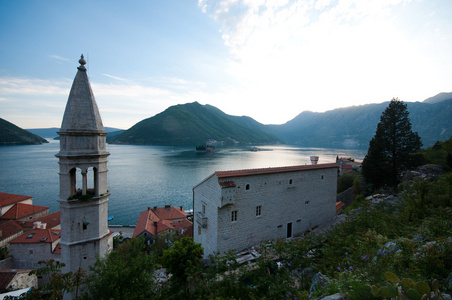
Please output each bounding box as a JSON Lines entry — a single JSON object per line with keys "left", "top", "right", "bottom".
{"left": 246, "top": 184, "right": 250, "bottom": 190}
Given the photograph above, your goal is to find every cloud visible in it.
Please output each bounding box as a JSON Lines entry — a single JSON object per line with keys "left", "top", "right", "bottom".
{"left": 49, "top": 55, "right": 71, "bottom": 62}
{"left": 0, "top": 77, "right": 70, "bottom": 95}
{"left": 192, "top": 0, "right": 451, "bottom": 124}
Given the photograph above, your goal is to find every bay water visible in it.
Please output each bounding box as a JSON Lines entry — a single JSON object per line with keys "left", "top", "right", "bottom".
{"left": 0, "top": 140, "right": 367, "bottom": 225}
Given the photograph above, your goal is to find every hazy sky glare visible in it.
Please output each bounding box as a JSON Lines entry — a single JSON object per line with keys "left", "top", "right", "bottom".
{"left": 0, "top": 0, "right": 451, "bottom": 129}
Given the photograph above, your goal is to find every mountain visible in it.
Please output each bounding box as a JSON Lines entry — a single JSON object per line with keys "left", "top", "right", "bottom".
{"left": 107, "top": 102, "right": 281, "bottom": 145}
{"left": 423, "top": 92, "right": 452, "bottom": 104}
{"left": 26, "top": 127, "right": 125, "bottom": 139}
{"left": 0, "top": 118, "right": 48, "bottom": 145}
{"left": 272, "top": 99, "right": 452, "bottom": 148}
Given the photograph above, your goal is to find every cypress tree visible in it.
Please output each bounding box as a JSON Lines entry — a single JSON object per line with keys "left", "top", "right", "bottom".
{"left": 362, "top": 98, "right": 422, "bottom": 190}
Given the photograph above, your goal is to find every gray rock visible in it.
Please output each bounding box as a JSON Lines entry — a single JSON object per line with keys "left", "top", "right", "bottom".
{"left": 310, "top": 272, "right": 331, "bottom": 298}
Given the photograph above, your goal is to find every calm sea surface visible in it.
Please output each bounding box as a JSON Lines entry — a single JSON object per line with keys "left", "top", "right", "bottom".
{"left": 0, "top": 140, "right": 367, "bottom": 225}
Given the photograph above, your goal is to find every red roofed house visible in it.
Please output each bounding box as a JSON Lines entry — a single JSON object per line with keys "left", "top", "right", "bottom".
{"left": 0, "top": 269, "right": 37, "bottom": 293}
{"left": 133, "top": 205, "right": 193, "bottom": 244}
{"left": 336, "top": 157, "right": 361, "bottom": 175}
{"left": 19, "top": 211, "right": 61, "bottom": 230}
{"left": 0, "top": 220, "right": 25, "bottom": 254}
{"left": 9, "top": 228, "right": 62, "bottom": 269}
{"left": 0, "top": 203, "right": 49, "bottom": 223}
{"left": 194, "top": 161, "right": 338, "bottom": 259}
{"left": 0, "top": 193, "right": 33, "bottom": 218}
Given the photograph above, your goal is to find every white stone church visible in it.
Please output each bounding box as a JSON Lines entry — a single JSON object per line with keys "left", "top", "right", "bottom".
{"left": 193, "top": 160, "right": 337, "bottom": 259}
{"left": 56, "top": 55, "right": 113, "bottom": 278}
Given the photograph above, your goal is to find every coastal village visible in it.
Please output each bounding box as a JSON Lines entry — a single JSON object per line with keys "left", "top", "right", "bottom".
{"left": 0, "top": 57, "right": 363, "bottom": 297}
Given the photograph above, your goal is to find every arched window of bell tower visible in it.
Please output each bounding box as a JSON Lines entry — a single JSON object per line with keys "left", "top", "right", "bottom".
{"left": 69, "top": 167, "right": 97, "bottom": 198}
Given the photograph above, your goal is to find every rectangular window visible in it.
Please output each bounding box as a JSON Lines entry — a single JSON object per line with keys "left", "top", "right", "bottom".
{"left": 231, "top": 210, "right": 238, "bottom": 222}
{"left": 256, "top": 205, "right": 262, "bottom": 217}
{"left": 198, "top": 225, "right": 201, "bottom": 235}
{"left": 202, "top": 204, "right": 206, "bottom": 215}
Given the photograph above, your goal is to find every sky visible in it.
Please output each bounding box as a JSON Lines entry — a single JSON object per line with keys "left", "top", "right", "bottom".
{"left": 1, "top": 0, "right": 451, "bottom": 129}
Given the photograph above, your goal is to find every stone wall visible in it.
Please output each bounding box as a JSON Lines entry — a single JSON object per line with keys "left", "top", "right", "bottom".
{"left": 10, "top": 243, "right": 61, "bottom": 269}
{"left": 194, "top": 167, "right": 337, "bottom": 259}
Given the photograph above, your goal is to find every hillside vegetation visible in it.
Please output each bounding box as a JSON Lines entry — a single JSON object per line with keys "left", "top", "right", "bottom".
{"left": 108, "top": 102, "right": 281, "bottom": 145}
{"left": 0, "top": 118, "right": 48, "bottom": 145}
{"left": 107, "top": 97, "right": 452, "bottom": 147}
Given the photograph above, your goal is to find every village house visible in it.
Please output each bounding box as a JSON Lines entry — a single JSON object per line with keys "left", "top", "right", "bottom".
{"left": 9, "top": 228, "right": 62, "bottom": 269}
{"left": 0, "top": 269, "right": 37, "bottom": 293}
{"left": 133, "top": 205, "right": 193, "bottom": 244}
{"left": 336, "top": 157, "right": 361, "bottom": 175}
{"left": 193, "top": 158, "right": 338, "bottom": 259}
{"left": 0, "top": 203, "right": 49, "bottom": 224}
{"left": 0, "top": 193, "right": 33, "bottom": 218}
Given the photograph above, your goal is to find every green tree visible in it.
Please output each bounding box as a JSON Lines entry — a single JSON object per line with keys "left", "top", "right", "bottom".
{"left": 82, "top": 237, "right": 157, "bottom": 300}
{"left": 26, "top": 259, "right": 86, "bottom": 300}
{"left": 161, "top": 237, "right": 203, "bottom": 285}
{"left": 362, "top": 99, "right": 422, "bottom": 190}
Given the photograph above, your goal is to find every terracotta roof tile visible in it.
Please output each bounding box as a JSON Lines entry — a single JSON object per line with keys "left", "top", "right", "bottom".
{"left": 336, "top": 201, "right": 345, "bottom": 212}
{"left": 152, "top": 206, "right": 186, "bottom": 220}
{"left": 21, "top": 211, "right": 61, "bottom": 229}
{"left": 0, "top": 192, "right": 33, "bottom": 207}
{"left": 0, "top": 220, "right": 24, "bottom": 239}
{"left": 53, "top": 243, "right": 62, "bottom": 254}
{"left": 133, "top": 206, "right": 190, "bottom": 238}
{"left": 0, "top": 269, "right": 35, "bottom": 290}
{"left": 1, "top": 203, "right": 49, "bottom": 220}
{"left": 173, "top": 218, "right": 193, "bottom": 237}
{"left": 9, "top": 228, "right": 61, "bottom": 244}
{"left": 215, "top": 163, "right": 338, "bottom": 178}
{"left": 219, "top": 181, "right": 236, "bottom": 188}
{"left": 133, "top": 209, "right": 159, "bottom": 238}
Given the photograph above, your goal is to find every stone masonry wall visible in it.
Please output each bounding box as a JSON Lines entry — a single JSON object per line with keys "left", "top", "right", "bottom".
{"left": 195, "top": 166, "right": 337, "bottom": 258}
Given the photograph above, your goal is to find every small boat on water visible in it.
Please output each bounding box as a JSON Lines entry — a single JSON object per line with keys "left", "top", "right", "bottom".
{"left": 196, "top": 145, "right": 215, "bottom": 153}
{"left": 249, "top": 146, "right": 260, "bottom": 152}
{"left": 108, "top": 216, "right": 114, "bottom": 221}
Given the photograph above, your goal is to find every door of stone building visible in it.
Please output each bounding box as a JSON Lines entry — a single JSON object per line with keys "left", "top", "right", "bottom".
{"left": 286, "top": 222, "right": 293, "bottom": 239}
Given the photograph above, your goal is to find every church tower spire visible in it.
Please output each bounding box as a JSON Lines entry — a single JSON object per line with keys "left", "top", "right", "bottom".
{"left": 56, "top": 55, "right": 112, "bottom": 279}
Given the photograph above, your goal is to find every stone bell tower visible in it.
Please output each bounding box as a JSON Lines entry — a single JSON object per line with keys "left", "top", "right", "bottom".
{"left": 56, "top": 55, "right": 111, "bottom": 276}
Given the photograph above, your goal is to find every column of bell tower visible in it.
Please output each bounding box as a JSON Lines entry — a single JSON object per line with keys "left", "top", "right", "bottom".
{"left": 56, "top": 55, "right": 111, "bottom": 281}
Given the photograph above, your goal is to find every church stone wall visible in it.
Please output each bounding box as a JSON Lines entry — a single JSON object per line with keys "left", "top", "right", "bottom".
{"left": 193, "top": 175, "right": 221, "bottom": 259}
{"left": 194, "top": 166, "right": 337, "bottom": 259}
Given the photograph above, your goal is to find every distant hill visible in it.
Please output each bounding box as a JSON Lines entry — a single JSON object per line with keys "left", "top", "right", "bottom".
{"left": 107, "top": 102, "right": 281, "bottom": 145}
{"left": 423, "top": 92, "right": 452, "bottom": 104}
{"left": 272, "top": 99, "right": 452, "bottom": 148}
{"left": 0, "top": 118, "right": 48, "bottom": 145}
{"left": 26, "top": 127, "right": 125, "bottom": 139}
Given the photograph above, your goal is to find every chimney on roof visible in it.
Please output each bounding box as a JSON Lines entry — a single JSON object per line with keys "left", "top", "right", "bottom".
{"left": 310, "top": 156, "right": 319, "bottom": 165}
{"left": 179, "top": 206, "right": 183, "bottom": 211}
{"left": 147, "top": 206, "right": 150, "bottom": 210}
{"left": 33, "top": 221, "right": 41, "bottom": 229}
{"left": 153, "top": 206, "right": 157, "bottom": 211}
{"left": 165, "top": 205, "right": 170, "bottom": 209}
{"left": 40, "top": 222, "right": 47, "bottom": 229}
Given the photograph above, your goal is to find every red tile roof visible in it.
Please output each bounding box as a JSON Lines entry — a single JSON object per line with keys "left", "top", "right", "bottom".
{"left": 133, "top": 209, "right": 159, "bottom": 237}
{"left": 173, "top": 218, "right": 193, "bottom": 237}
{"left": 219, "top": 180, "right": 236, "bottom": 188}
{"left": 152, "top": 206, "right": 186, "bottom": 220}
{"left": 53, "top": 243, "right": 62, "bottom": 254}
{"left": 1, "top": 203, "right": 49, "bottom": 220}
{"left": 0, "top": 192, "right": 33, "bottom": 207}
{"left": 215, "top": 163, "right": 338, "bottom": 178}
{"left": 0, "top": 220, "right": 24, "bottom": 239}
{"left": 336, "top": 201, "right": 345, "bottom": 212}
{"left": 133, "top": 206, "right": 192, "bottom": 238}
{"left": 9, "top": 228, "right": 61, "bottom": 244}
{"left": 20, "top": 211, "right": 61, "bottom": 229}
{"left": 0, "top": 269, "right": 35, "bottom": 289}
